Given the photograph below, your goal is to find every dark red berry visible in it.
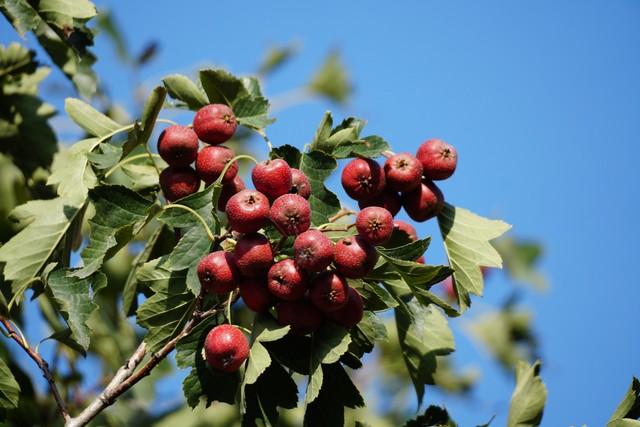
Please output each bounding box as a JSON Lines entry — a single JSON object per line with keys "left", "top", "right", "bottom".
{"left": 204, "top": 324, "right": 249, "bottom": 372}
{"left": 239, "top": 278, "right": 272, "bottom": 313}
{"left": 251, "top": 159, "right": 292, "bottom": 199}
{"left": 267, "top": 259, "right": 306, "bottom": 301}
{"left": 401, "top": 180, "right": 444, "bottom": 222}
{"left": 157, "top": 125, "right": 199, "bottom": 167}
{"left": 290, "top": 168, "right": 311, "bottom": 199}
{"left": 197, "top": 251, "right": 240, "bottom": 294}
{"left": 270, "top": 194, "right": 311, "bottom": 236}
{"left": 333, "top": 236, "right": 378, "bottom": 279}
{"left": 196, "top": 145, "right": 238, "bottom": 185}
{"left": 233, "top": 233, "right": 273, "bottom": 278}
{"left": 393, "top": 220, "right": 418, "bottom": 241}
{"left": 384, "top": 153, "right": 423, "bottom": 192}
{"left": 341, "top": 158, "right": 385, "bottom": 201}
{"left": 358, "top": 189, "right": 401, "bottom": 217}
{"left": 416, "top": 255, "right": 425, "bottom": 264}
{"left": 217, "top": 176, "right": 245, "bottom": 211}
{"left": 276, "top": 300, "right": 323, "bottom": 335}
{"left": 326, "top": 287, "right": 364, "bottom": 329}
{"left": 160, "top": 166, "right": 200, "bottom": 202}
{"left": 225, "top": 189, "right": 270, "bottom": 233}
{"left": 356, "top": 207, "right": 394, "bottom": 245}
{"left": 293, "top": 230, "right": 334, "bottom": 273}
{"left": 416, "top": 139, "right": 458, "bottom": 180}
{"left": 309, "top": 271, "right": 349, "bottom": 313}
{"left": 193, "top": 104, "right": 237, "bottom": 144}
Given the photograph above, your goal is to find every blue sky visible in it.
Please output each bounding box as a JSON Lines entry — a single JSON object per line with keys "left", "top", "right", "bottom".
{"left": 3, "top": 0, "right": 640, "bottom": 425}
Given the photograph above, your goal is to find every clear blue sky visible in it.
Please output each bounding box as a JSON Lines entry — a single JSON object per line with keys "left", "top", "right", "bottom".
{"left": 3, "top": 1, "right": 640, "bottom": 425}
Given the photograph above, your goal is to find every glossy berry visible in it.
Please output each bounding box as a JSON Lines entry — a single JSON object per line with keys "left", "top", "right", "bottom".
{"left": 193, "top": 104, "right": 237, "bottom": 144}
{"left": 267, "top": 259, "right": 306, "bottom": 301}
{"left": 356, "top": 207, "right": 394, "bottom": 245}
{"left": 277, "top": 300, "right": 323, "bottom": 335}
{"left": 160, "top": 167, "right": 200, "bottom": 202}
{"left": 326, "top": 287, "right": 364, "bottom": 329}
{"left": 393, "top": 220, "right": 418, "bottom": 241}
{"left": 157, "top": 125, "right": 199, "bottom": 167}
{"left": 270, "top": 194, "right": 311, "bottom": 236}
{"left": 204, "top": 324, "right": 249, "bottom": 372}
{"left": 217, "top": 176, "right": 245, "bottom": 211}
{"left": 233, "top": 233, "right": 273, "bottom": 278}
{"left": 290, "top": 168, "right": 311, "bottom": 199}
{"left": 197, "top": 251, "right": 240, "bottom": 294}
{"left": 416, "top": 139, "right": 458, "bottom": 180}
{"left": 401, "top": 180, "right": 444, "bottom": 222}
{"left": 225, "top": 189, "right": 270, "bottom": 233}
{"left": 384, "top": 153, "right": 423, "bottom": 192}
{"left": 239, "top": 278, "right": 272, "bottom": 313}
{"left": 442, "top": 276, "right": 457, "bottom": 302}
{"left": 358, "top": 189, "right": 401, "bottom": 217}
{"left": 293, "top": 230, "right": 334, "bottom": 273}
{"left": 196, "top": 145, "right": 238, "bottom": 185}
{"left": 309, "top": 271, "right": 349, "bottom": 313}
{"left": 416, "top": 255, "right": 425, "bottom": 264}
{"left": 341, "top": 158, "right": 386, "bottom": 201}
{"left": 334, "top": 236, "right": 378, "bottom": 279}
{"left": 252, "top": 159, "right": 292, "bottom": 199}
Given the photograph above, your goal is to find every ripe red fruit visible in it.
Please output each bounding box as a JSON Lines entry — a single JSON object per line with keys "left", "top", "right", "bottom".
{"left": 334, "top": 236, "right": 378, "bottom": 279}
{"left": 233, "top": 233, "right": 273, "bottom": 278}
{"left": 157, "top": 125, "right": 199, "bottom": 167}
{"left": 159, "top": 167, "right": 200, "bottom": 202}
{"left": 270, "top": 194, "right": 311, "bottom": 236}
{"left": 251, "top": 159, "right": 292, "bottom": 199}
{"left": 276, "top": 300, "right": 323, "bottom": 335}
{"left": 393, "top": 220, "right": 418, "bottom": 241}
{"left": 416, "top": 255, "right": 425, "bottom": 264}
{"left": 193, "top": 104, "right": 237, "bottom": 144}
{"left": 293, "top": 230, "right": 334, "bottom": 273}
{"left": 358, "top": 189, "right": 401, "bottom": 217}
{"left": 442, "top": 276, "right": 457, "bottom": 301}
{"left": 416, "top": 139, "right": 458, "bottom": 180}
{"left": 225, "top": 189, "right": 270, "bottom": 233}
{"left": 326, "top": 287, "right": 364, "bottom": 329}
{"left": 290, "top": 168, "right": 311, "bottom": 199}
{"left": 217, "top": 176, "right": 245, "bottom": 211}
{"left": 204, "top": 324, "right": 249, "bottom": 372}
{"left": 239, "top": 278, "right": 272, "bottom": 313}
{"left": 341, "top": 158, "right": 386, "bottom": 201}
{"left": 356, "top": 207, "right": 394, "bottom": 245}
{"left": 309, "top": 271, "right": 349, "bottom": 313}
{"left": 401, "top": 180, "right": 444, "bottom": 222}
{"left": 197, "top": 251, "right": 240, "bottom": 294}
{"left": 384, "top": 153, "right": 423, "bottom": 192}
{"left": 267, "top": 259, "right": 306, "bottom": 301}
{"left": 196, "top": 145, "right": 238, "bottom": 185}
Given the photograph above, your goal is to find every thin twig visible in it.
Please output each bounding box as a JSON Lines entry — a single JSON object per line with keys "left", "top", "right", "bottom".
{"left": 327, "top": 208, "right": 356, "bottom": 223}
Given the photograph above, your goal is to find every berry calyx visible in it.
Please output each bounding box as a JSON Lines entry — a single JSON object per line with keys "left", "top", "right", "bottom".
{"left": 290, "top": 168, "right": 311, "bottom": 199}
{"left": 356, "top": 206, "right": 394, "bottom": 245}
{"left": 384, "top": 153, "right": 423, "bottom": 192}
{"left": 196, "top": 145, "right": 238, "bottom": 185}
{"left": 233, "top": 233, "right": 273, "bottom": 278}
{"left": 225, "top": 189, "right": 270, "bottom": 233}
{"left": 393, "top": 220, "right": 418, "bottom": 241}
{"left": 276, "top": 300, "right": 323, "bottom": 335}
{"left": 239, "top": 278, "right": 272, "bottom": 313}
{"left": 193, "top": 104, "right": 237, "bottom": 144}
{"left": 309, "top": 271, "right": 349, "bottom": 313}
{"left": 270, "top": 194, "right": 311, "bottom": 236}
{"left": 197, "top": 251, "right": 240, "bottom": 294}
{"left": 267, "top": 259, "right": 306, "bottom": 301}
{"left": 358, "top": 189, "right": 401, "bottom": 217}
{"left": 416, "top": 138, "right": 458, "bottom": 180}
{"left": 341, "top": 158, "right": 386, "bottom": 201}
{"left": 251, "top": 159, "right": 292, "bottom": 199}
{"left": 217, "top": 176, "right": 245, "bottom": 211}
{"left": 293, "top": 230, "right": 334, "bottom": 273}
{"left": 157, "top": 125, "right": 199, "bottom": 167}
{"left": 204, "top": 324, "right": 249, "bottom": 372}
{"left": 159, "top": 166, "right": 200, "bottom": 202}
{"left": 401, "top": 180, "right": 444, "bottom": 222}
{"left": 326, "top": 287, "right": 364, "bottom": 329}
{"left": 333, "top": 236, "right": 378, "bottom": 279}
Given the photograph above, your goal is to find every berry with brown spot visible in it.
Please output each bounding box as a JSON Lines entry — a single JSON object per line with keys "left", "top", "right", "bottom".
{"left": 309, "top": 271, "right": 349, "bottom": 313}
{"left": 160, "top": 166, "right": 200, "bottom": 202}
{"left": 197, "top": 251, "right": 240, "bottom": 294}
{"left": 233, "top": 233, "right": 273, "bottom": 278}
{"left": 290, "top": 168, "right": 311, "bottom": 199}
{"left": 196, "top": 145, "right": 238, "bottom": 185}
{"left": 326, "top": 287, "right": 364, "bottom": 329}
{"left": 416, "top": 139, "right": 458, "bottom": 180}
{"left": 193, "top": 104, "right": 237, "bottom": 144}
{"left": 252, "top": 159, "right": 292, "bottom": 199}
{"left": 356, "top": 206, "right": 394, "bottom": 245}
{"left": 333, "top": 236, "right": 378, "bottom": 279}
{"left": 293, "top": 230, "right": 334, "bottom": 273}
{"left": 341, "top": 158, "right": 386, "bottom": 201}
{"left": 267, "top": 259, "right": 306, "bottom": 301}
{"left": 225, "top": 189, "right": 270, "bottom": 233}
{"left": 401, "top": 180, "right": 444, "bottom": 222}
{"left": 157, "top": 125, "right": 199, "bottom": 167}
{"left": 384, "top": 152, "right": 423, "bottom": 192}
{"left": 270, "top": 194, "right": 311, "bottom": 236}
{"left": 204, "top": 324, "right": 249, "bottom": 372}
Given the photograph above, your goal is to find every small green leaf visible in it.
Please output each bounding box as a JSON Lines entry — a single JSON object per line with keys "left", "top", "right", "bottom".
{"left": 403, "top": 405, "right": 458, "bottom": 427}
{"left": 377, "top": 237, "right": 431, "bottom": 261}
{"left": 0, "top": 357, "right": 20, "bottom": 409}
{"left": 495, "top": 237, "right": 547, "bottom": 291}
{"left": 87, "top": 143, "right": 122, "bottom": 169}
{"left": 162, "top": 74, "right": 208, "bottom": 110}
{"left": 608, "top": 377, "right": 640, "bottom": 425}
{"left": 65, "top": 98, "right": 122, "bottom": 137}
{"left": 157, "top": 184, "right": 215, "bottom": 229}
{"left": 47, "top": 137, "right": 100, "bottom": 205}
{"left": 233, "top": 95, "right": 275, "bottom": 130}
{"left": 199, "top": 68, "right": 248, "bottom": 106}
{"left": 242, "top": 361, "right": 298, "bottom": 426}
{"left": 507, "top": 360, "right": 547, "bottom": 427}
{"left": 305, "top": 323, "right": 351, "bottom": 404}
{"left": 271, "top": 144, "right": 302, "bottom": 168}
{"left": 243, "top": 315, "right": 290, "bottom": 386}
{"left": 299, "top": 150, "right": 340, "bottom": 226}
{"left": 137, "top": 86, "right": 167, "bottom": 146}
{"left": 160, "top": 226, "right": 212, "bottom": 274}
{"left": 258, "top": 43, "right": 297, "bottom": 76}
{"left": 332, "top": 135, "right": 389, "bottom": 159}
{"left": 308, "top": 51, "right": 352, "bottom": 104}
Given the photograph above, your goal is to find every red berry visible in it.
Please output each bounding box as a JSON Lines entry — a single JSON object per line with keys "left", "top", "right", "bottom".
{"left": 416, "top": 255, "right": 425, "bottom": 264}
{"left": 442, "top": 276, "right": 457, "bottom": 301}
{"left": 196, "top": 145, "right": 238, "bottom": 185}
{"left": 326, "top": 287, "right": 364, "bottom": 329}
{"left": 157, "top": 125, "right": 199, "bottom": 167}
{"left": 384, "top": 153, "right": 423, "bottom": 192}
{"left": 401, "top": 180, "right": 444, "bottom": 222}
{"left": 309, "top": 271, "right": 349, "bottom": 313}
{"left": 197, "top": 251, "right": 240, "bottom": 294}
{"left": 356, "top": 207, "right": 394, "bottom": 245}
{"left": 334, "top": 236, "right": 378, "bottom": 279}
{"left": 239, "top": 278, "right": 272, "bottom": 313}
{"left": 251, "top": 159, "right": 292, "bottom": 199}
{"left": 217, "top": 176, "right": 245, "bottom": 211}
{"left": 393, "top": 220, "right": 418, "bottom": 241}
{"left": 160, "top": 167, "right": 200, "bottom": 202}
{"left": 204, "top": 324, "right": 249, "bottom": 372}
{"left": 290, "top": 168, "right": 311, "bottom": 199}
{"left": 276, "top": 300, "right": 323, "bottom": 335}
{"left": 358, "top": 189, "right": 401, "bottom": 217}
{"left": 270, "top": 194, "right": 311, "bottom": 236}
{"left": 341, "top": 158, "right": 385, "bottom": 201}
{"left": 267, "top": 259, "right": 306, "bottom": 301}
{"left": 293, "top": 230, "right": 334, "bottom": 273}
{"left": 225, "top": 189, "right": 270, "bottom": 233}
{"left": 193, "top": 104, "right": 237, "bottom": 144}
{"left": 416, "top": 139, "right": 458, "bottom": 180}
{"left": 233, "top": 233, "right": 273, "bottom": 278}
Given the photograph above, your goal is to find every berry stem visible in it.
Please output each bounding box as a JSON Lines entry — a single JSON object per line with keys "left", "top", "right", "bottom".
{"left": 155, "top": 118, "right": 179, "bottom": 126}
{"left": 327, "top": 208, "right": 356, "bottom": 223}
{"left": 381, "top": 150, "right": 396, "bottom": 158}
{"left": 225, "top": 289, "right": 238, "bottom": 324}
{"left": 161, "top": 204, "right": 215, "bottom": 242}
{"left": 97, "top": 123, "right": 135, "bottom": 144}
{"left": 104, "top": 153, "right": 163, "bottom": 178}
{"left": 215, "top": 154, "right": 260, "bottom": 186}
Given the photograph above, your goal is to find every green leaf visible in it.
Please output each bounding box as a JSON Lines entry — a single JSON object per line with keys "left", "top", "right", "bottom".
{"left": 378, "top": 237, "right": 431, "bottom": 261}
{"left": 438, "top": 203, "right": 511, "bottom": 311}
{"left": 271, "top": 144, "right": 302, "bottom": 168}
{"left": 183, "top": 359, "right": 239, "bottom": 408}
{"left": 403, "top": 405, "right": 458, "bottom": 427}
{"left": 332, "top": 135, "right": 389, "bottom": 159}
{"left": 199, "top": 68, "right": 248, "bottom": 106}
{"left": 243, "top": 314, "right": 290, "bottom": 387}
{"left": 495, "top": 237, "right": 547, "bottom": 291}
{"left": 310, "top": 111, "right": 333, "bottom": 152}
{"left": 348, "top": 311, "right": 387, "bottom": 359}
{"left": 507, "top": 360, "right": 547, "bottom": 427}
{"left": 47, "top": 268, "right": 105, "bottom": 351}
{"left": 65, "top": 98, "right": 122, "bottom": 137}
{"left": 0, "top": 357, "right": 20, "bottom": 409}
{"left": 137, "top": 86, "right": 167, "bottom": 146}
{"left": 258, "top": 43, "right": 297, "bottom": 76}
{"left": 73, "top": 186, "right": 156, "bottom": 279}
{"left": 160, "top": 226, "right": 211, "bottom": 273}
{"left": 233, "top": 95, "right": 275, "bottom": 131}
{"left": 299, "top": 150, "right": 340, "bottom": 226}
{"left": 352, "top": 279, "right": 398, "bottom": 311}
{"left": 608, "top": 377, "right": 640, "bottom": 425}
{"left": 242, "top": 361, "right": 298, "bottom": 426}
{"left": 162, "top": 74, "right": 208, "bottom": 110}
{"left": 47, "top": 137, "right": 100, "bottom": 205}
{"left": 305, "top": 323, "right": 351, "bottom": 404}
{"left": 308, "top": 51, "right": 352, "bottom": 104}
{"left": 86, "top": 142, "right": 122, "bottom": 169}
{"left": 157, "top": 184, "right": 215, "bottom": 229}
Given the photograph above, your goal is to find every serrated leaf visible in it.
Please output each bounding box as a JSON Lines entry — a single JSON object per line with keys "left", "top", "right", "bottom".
{"left": 137, "top": 86, "right": 167, "bottom": 146}
{"left": 119, "top": 163, "right": 160, "bottom": 191}
{"left": 299, "top": 150, "right": 340, "bottom": 226}
{"left": 507, "top": 360, "right": 547, "bottom": 427}
{"left": 243, "top": 315, "right": 290, "bottom": 387}
{"left": 0, "top": 357, "right": 20, "bottom": 409}
{"left": 157, "top": 184, "right": 215, "bottom": 229}
{"left": 242, "top": 361, "right": 298, "bottom": 426}
{"left": 438, "top": 203, "right": 511, "bottom": 311}
{"left": 348, "top": 311, "right": 387, "bottom": 359}
{"left": 609, "top": 377, "right": 640, "bottom": 425}
{"left": 162, "top": 74, "right": 208, "bottom": 110}
{"left": 47, "top": 137, "right": 100, "bottom": 205}
{"left": 403, "top": 405, "right": 458, "bottom": 427}
{"left": 258, "top": 43, "right": 297, "bottom": 76}
{"left": 200, "top": 68, "right": 248, "bottom": 105}
{"left": 332, "top": 135, "right": 389, "bottom": 159}
{"left": 495, "top": 237, "right": 547, "bottom": 291}
{"left": 352, "top": 279, "right": 398, "bottom": 311}
{"left": 271, "top": 144, "right": 302, "bottom": 167}
{"left": 378, "top": 237, "right": 431, "bottom": 261}
{"left": 183, "top": 361, "right": 239, "bottom": 408}
{"left": 160, "top": 226, "right": 211, "bottom": 273}
{"left": 65, "top": 98, "right": 121, "bottom": 137}
{"left": 308, "top": 51, "right": 352, "bottom": 104}
{"left": 233, "top": 95, "right": 275, "bottom": 130}
{"left": 305, "top": 323, "right": 351, "bottom": 404}
{"left": 86, "top": 142, "right": 122, "bottom": 169}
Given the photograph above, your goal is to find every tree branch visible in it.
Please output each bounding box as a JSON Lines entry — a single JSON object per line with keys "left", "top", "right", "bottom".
{"left": 0, "top": 317, "right": 70, "bottom": 422}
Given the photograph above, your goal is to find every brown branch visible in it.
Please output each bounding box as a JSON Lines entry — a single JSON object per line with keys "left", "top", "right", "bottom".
{"left": 0, "top": 317, "right": 70, "bottom": 422}
{"left": 328, "top": 208, "right": 356, "bottom": 223}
